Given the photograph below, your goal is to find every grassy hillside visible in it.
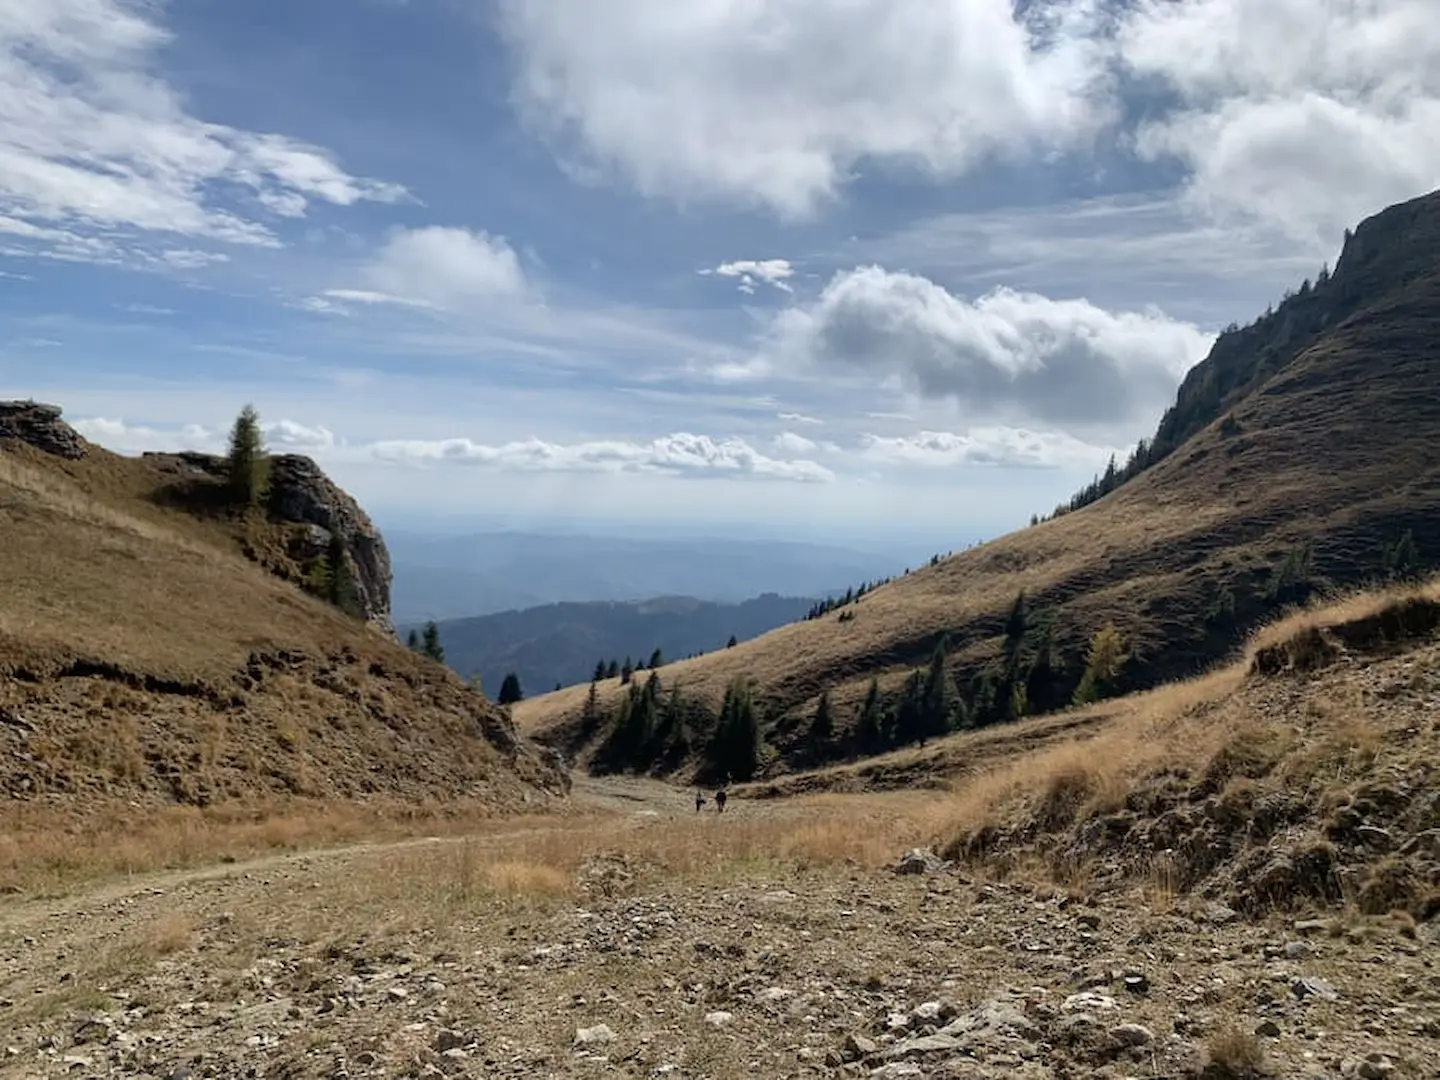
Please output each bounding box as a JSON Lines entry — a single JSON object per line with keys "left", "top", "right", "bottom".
{"left": 409, "top": 592, "right": 819, "bottom": 698}
{"left": 516, "top": 187, "right": 1440, "bottom": 782}
{"left": 0, "top": 421, "right": 566, "bottom": 879}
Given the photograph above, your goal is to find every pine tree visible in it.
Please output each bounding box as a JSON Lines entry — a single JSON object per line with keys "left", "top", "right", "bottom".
{"left": 406, "top": 628, "right": 420, "bottom": 651}
{"left": 710, "top": 677, "right": 761, "bottom": 782}
{"left": 593, "top": 659, "right": 608, "bottom": 683}
{"left": 810, "top": 689, "right": 834, "bottom": 740}
{"left": 225, "top": 403, "right": 270, "bottom": 509}
{"left": 606, "top": 660, "right": 620, "bottom": 679}
{"left": 420, "top": 621, "right": 444, "bottom": 663}
{"left": 855, "top": 676, "right": 884, "bottom": 751}
{"left": 648, "top": 647, "right": 664, "bottom": 670}
{"left": 621, "top": 658, "right": 634, "bottom": 685}
{"left": 920, "top": 639, "right": 953, "bottom": 741}
{"left": 498, "top": 672, "right": 523, "bottom": 705}
{"left": 1384, "top": 529, "right": 1420, "bottom": 580}
{"left": 581, "top": 679, "right": 602, "bottom": 733}
{"left": 325, "top": 530, "right": 362, "bottom": 616}
{"left": 726, "top": 635, "right": 738, "bottom": 649}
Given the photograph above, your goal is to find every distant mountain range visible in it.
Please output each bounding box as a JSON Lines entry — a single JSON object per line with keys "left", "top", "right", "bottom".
{"left": 386, "top": 530, "right": 904, "bottom": 622}
{"left": 403, "top": 593, "right": 819, "bottom": 699}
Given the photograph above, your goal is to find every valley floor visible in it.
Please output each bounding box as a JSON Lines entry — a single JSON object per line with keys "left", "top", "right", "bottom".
{"left": 1, "top": 774, "right": 1434, "bottom": 1080}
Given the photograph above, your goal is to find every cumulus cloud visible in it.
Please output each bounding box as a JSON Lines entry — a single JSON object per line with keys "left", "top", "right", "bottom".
{"left": 0, "top": 0, "right": 406, "bottom": 263}
{"left": 265, "top": 420, "right": 336, "bottom": 452}
{"left": 777, "top": 411, "right": 823, "bottom": 426}
{"left": 763, "top": 267, "right": 1213, "bottom": 432}
{"left": 371, "top": 432, "right": 833, "bottom": 483}
{"left": 335, "top": 227, "right": 528, "bottom": 312}
{"left": 860, "top": 428, "right": 1116, "bottom": 470}
{"left": 70, "top": 417, "right": 219, "bottom": 454}
{"left": 1117, "top": 0, "right": 1440, "bottom": 247}
{"left": 772, "top": 431, "right": 819, "bottom": 455}
{"left": 497, "top": 0, "right": 1114, "bottom": 217}
{"left": 71, "top": 416, "right": 335, "bottom": 455}
{"left": 703, "top": 259, "right": 795, "bottom": 294}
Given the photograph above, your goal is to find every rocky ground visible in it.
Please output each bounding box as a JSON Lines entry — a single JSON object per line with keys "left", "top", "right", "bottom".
{"left": 1, "top": 779, "right": 1435, "bottom": 1080}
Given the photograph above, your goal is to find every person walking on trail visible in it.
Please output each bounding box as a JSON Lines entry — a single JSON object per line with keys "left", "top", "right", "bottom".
{"left": 694, "top": 789, "right": 705, "bottom": 813}
{"left": 714, "top": 787, "right": 728, "bottom": 813}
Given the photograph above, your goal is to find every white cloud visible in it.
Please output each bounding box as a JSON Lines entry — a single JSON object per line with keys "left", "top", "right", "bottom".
{"left": 371, "top": 431, "right": 833, "bottom": 483}
{"left": 498, "top": 0, "right": 1114, "bottom": 216}
{"left": 1117, "top": 0, "right": 1440, "bottom": 248}
{"left": 72, "top": 415, "right": 334, "bottom": 456}
{"left": 354, "top": 226, "right": 527, "bottom": 311}
{"left": 159, "top": 249, "right": 230, "bottom": 270}
{"left": 762, "top": 267, "right": 1213, "bottom": 434}
{"left": 0, "top": 0, "right": 407, "bottom": 263}
{"left": 70, "top": 417, "right": 219, "bottom": 454}
{"left": 861, "top": 428, "right": 1116, "bottom": 470}
{"left": 777, "top": 411, "right": 822, "bottom": 425}
{"left": 119, "top": 303, "right": 175, "bottom": 316}
{"left": 772, "top": 431, "right": 819, "bottom": 455}
{"left": 704, "top": 259, "right": 795, "bottom": 294}
{"left": 265, "top": 419, "right": 336, "bottom": 452}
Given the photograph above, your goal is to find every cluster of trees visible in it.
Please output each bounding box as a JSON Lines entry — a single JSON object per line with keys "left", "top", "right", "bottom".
{"left": 805, "top": 576, "right": 893, "bottom": 621}
{"left": 590, "top": 670, "right": 762, "bottom": 783}
{"left": 590, "top": 591, "right": 1136, "bottom": 782}
{"left": 407, "top": 621, "right": 446, "bottom": 662}
{"left": 591, "top": 648, "right": 666, "bottom": 685}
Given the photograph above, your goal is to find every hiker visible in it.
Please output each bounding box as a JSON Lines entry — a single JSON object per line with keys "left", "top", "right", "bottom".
{"left": 714, "top": 787, "right": 728, "bottom": 813}
{"left": 695, "top": 789, "right": 705, "bottom": 813}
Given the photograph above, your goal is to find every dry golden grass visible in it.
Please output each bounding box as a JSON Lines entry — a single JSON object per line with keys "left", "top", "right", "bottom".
{"left": 1204, "top": 1027, "right": 1271, "bottom": 1078}
{"left": 514, "top": 492, "right": 1240, "bottom": 741}
{"left": 0, "top": 436, "right": 562, "bottom": 851}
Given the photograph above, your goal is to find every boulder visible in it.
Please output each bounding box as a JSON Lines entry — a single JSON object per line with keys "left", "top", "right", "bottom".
{"left": 0, "top": 400, "right": 86, "bottom": 459}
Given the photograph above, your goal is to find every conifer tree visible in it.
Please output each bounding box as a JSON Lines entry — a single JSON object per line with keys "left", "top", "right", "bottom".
{"left": 810, "top": 689, "right": 834, "bottom": 740}
{"left": 709, "top": 677, "right": 761, "bottom": 781}
{"left": 581, "top": 679, "right": 602, "bottom": 733}
{"left": 855, "top": 676, "right": 884, "bottom": 751}
{"left": 420, "top": 621, "right": 444, "bottom": 663}
{"left": 325, "top": 530, "right": 362, "bottom": 616}
{"left": 225, "top": 403, "right": 270, "bottom": 509}
{"left": 498, "top": 672, "right": 523, "bottom": 705}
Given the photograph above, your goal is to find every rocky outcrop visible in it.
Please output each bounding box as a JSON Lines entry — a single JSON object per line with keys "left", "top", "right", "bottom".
{"left": 0, "top": 400, "right": 86, "bottom": 459}
{"left": 143, "top": 450, "right": 397, "bottom": 635}
{"left": 265, "top": 454, "right": 395, "bottom": 636}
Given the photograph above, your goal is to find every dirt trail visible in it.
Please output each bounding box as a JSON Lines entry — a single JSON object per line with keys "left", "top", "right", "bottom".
{"left": 0, "top": 774, "right": 695, "bottom": 935}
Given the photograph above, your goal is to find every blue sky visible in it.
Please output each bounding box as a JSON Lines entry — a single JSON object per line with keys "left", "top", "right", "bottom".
{"left": 2, "top": 0, "right": 1436, "bottom": 547}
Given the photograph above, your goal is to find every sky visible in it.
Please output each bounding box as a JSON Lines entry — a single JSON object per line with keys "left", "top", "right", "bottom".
{"left": 1, "top": 0, "right": 1436, "bottom": 548}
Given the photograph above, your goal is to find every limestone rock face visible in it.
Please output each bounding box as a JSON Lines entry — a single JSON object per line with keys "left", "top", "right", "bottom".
{"left": 265, "top": 453, "right": 395, "bottom": 636}
{"left": 0, "top": 400, "right": 86, "bottom": 459}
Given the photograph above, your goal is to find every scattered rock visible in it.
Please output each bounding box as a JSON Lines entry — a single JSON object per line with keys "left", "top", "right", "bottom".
{"left": 894, "top": 848, "right": 948, "bottom": 875}
{"left": 1291, "top": 976, "right": 1340, "bottom": 1002}
{"left": 1110, "top": 1022, "right": 1154, "bottom": 1047}
{"left": 573, "top": 1024, "right": 616, "bottom": 1049}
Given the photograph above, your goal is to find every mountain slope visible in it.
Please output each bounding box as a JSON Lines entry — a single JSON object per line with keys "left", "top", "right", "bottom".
{"left": 515, "top": 187, "right": 1440, "bottom": 778}
{"left": 0, "top": 405, "right": 565, "bottom": 823}
{"left": 410, "top": 592, "right": 818, "bottom": 697}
